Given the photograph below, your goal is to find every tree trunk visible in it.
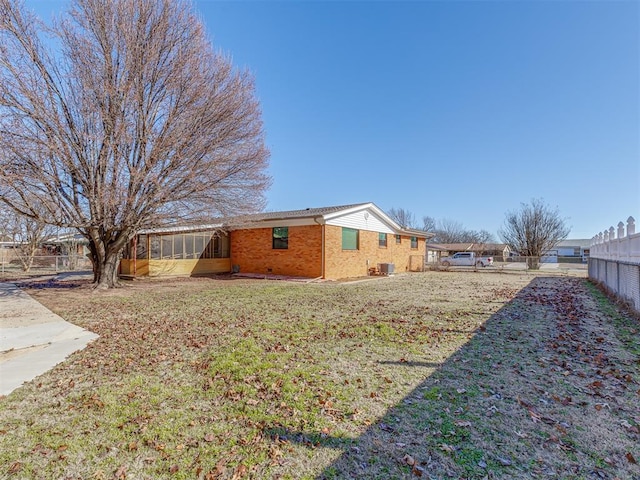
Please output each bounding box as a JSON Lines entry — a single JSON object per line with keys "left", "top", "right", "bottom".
{"left": 527, "top": 257, "right": 540, "bottom": 270}
{"left": 95, "top": 252, "right": 121, "bottom": 288}
{"left": 86, "top": 230, "right": 129, "bottom": 288}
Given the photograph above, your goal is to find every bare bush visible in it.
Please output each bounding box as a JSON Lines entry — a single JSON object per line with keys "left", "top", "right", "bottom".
{"left": 500, "top": 199, "right": 570, "bottom": 269}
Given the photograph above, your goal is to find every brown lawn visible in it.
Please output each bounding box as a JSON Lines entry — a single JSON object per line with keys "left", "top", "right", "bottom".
{"left": 0, "top": 270, "right": 638, "bottom": 479}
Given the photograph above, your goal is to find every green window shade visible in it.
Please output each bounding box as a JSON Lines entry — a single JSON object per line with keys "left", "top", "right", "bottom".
{"left": 411, "top": 236, "right": 418, "bottom": 249}
{"left": 378, "top": 232, "right": 387, "bottom": 248}
{"left": 342, "top": 228, "right": 359, "bottom": 250}
{"left": 273, "top": 227, "right": 289, "bottom": 249}
{"left": 395, "top": 234, "right": 401, "bottom": 244}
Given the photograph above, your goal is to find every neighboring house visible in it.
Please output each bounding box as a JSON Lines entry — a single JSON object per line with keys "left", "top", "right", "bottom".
{"left": 425, "top": 243, "right": 448, "bottom": 264}
{"left": 436, "top": 243, "right": 512, "bottom": 261}
{"left": 544, "top": 239, "right": 591, "bottom": 263}
{"left": 119, "top": 203, "right": 433, "bottom": 280}
{"left": 43, "top": 232, "right": 90, "bottom": 256}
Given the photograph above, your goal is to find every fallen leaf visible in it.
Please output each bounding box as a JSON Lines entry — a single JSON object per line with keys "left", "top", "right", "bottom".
{"left": 412, "top": 464, "right": 425, "bottom": 477}
{"left": 454, "top": 420, "right": 472, "bottom": 427}
{"left": 626, "top": 452, "right": 637, "bottom": 464}
{"left": 169, "top": 465, "right": 179, "bottom": 474}
{"left": 204, "top": 434, "right": 215, "bottom": 442}
{"left": 8, "top": 462, "right": 22, "bottom": 474}
{"left": 403, "top": 454, "right": 416, "bottom": 466}
{"left": 231, "top": 464, "right": 247, "bottom": 479}
{"left": 114, "top": 465, "right": 127, "bottom": 480}
{"left": 439, "top": 443, "right": 455, "bottom": 453}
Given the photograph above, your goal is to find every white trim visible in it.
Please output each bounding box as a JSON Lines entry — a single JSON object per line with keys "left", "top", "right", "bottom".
{"left": 228, "top": 218, "right": 319, "bottom": 229}
{"left": 140, "top": 223, "right": 224, "bottom": 235}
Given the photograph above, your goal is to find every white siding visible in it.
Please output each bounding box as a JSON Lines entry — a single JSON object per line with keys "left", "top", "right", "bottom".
{"left": 326, "top": 209, "right": 395, "bottom": 233}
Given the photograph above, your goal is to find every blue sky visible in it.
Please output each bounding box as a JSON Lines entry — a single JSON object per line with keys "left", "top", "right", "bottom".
{"left": 26, "top": 1, "right": 640, "bottom": 240}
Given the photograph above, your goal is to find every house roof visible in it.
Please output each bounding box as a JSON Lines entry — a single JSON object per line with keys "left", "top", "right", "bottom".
{"left": 43, "top": 233, "right": 89, "bottom": 244}
{"left": 230, "top": 202, "right": 432, "bottom": 238}
{"left": 555, "top": 239, "right": 592, "bottom": 248}
{"left": 437, "top": 243, "right": 510, "bottom": 252}
{"left": 230, "top": 203, "right": 371, "bottom": 223}
{"left": 140, "top": 203, "right": 433, "bottom": 238}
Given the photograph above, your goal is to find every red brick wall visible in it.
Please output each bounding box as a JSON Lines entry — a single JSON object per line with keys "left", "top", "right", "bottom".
{"left": 231, "top": 224, "right": 425, "bottom": 280}
{"left": 230, "top": 225, "right": 323, "bottom": 278}
{"left": 324, "top": 225, "right": 425, "bottom": 279}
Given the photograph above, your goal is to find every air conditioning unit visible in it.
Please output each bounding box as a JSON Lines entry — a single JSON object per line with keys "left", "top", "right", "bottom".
{"left": 378, "top": 263, "right": 395, "bottom": 275}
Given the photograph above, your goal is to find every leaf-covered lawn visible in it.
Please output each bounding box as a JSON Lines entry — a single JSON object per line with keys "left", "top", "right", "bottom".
{"left": 0, "top": 271, "right": 638, "bottom": 479}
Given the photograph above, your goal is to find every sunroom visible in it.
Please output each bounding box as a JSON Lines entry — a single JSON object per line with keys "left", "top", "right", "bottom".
{"left": 120, "top": 228, "right": 231, "bottom": 277}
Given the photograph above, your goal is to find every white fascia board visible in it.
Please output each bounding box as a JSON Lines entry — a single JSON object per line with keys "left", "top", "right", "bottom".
{"left": 228, "top": 218, "right": 320, "bottom": 230}
{"left": 139, "top": 224, "right": 224, "bottom": 235}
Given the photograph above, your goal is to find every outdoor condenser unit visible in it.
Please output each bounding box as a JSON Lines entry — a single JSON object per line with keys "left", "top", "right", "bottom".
{"left": 378, "top": 263, "right": 395, "bottom": 275}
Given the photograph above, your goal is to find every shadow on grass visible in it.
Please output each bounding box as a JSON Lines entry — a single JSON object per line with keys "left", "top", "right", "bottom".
{"left": 263, "top": 276, "right": 602, "bottom": 479}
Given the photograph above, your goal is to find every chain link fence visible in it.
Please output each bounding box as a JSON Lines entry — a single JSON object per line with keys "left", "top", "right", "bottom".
{"left": 426, "top": 256, "right": 588, "bottom": 276}
{"left": 0, "top": 251, "right": 92, "bottom": 275}
{"left": 589, "top": 258, "right": 640, "bottom": 314}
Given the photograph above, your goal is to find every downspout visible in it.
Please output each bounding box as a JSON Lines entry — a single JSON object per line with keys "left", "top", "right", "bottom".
{"left": 314, "top": 217, "right": 325, "bottom": 279}
{"left": 133, "top": 235, "right": 137, "bottom": 276}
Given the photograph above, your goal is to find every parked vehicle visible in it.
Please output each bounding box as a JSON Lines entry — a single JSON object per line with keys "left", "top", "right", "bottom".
{"left": 440, "top": 252, "right": 493, "bottom": 267}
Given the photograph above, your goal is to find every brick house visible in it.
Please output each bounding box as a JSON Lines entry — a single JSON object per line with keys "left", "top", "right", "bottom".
{"left": 119, "top": 203, "right": 432, "bottom": 280}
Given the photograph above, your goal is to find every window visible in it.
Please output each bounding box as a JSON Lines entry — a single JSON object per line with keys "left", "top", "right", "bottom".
{"left": 161, "top": 236, "right": 173, "bottom": 259}
{"left": 214, "top": 235, "right": 230, "bottom": 258}
{"left": 378, "top": 232, "right": 387, "bottom": 248}
{"left": 149, "top": 232, "right": 230, "bottom": 259}
{"left": 411, "top": 236, "right": 418, "bottom": 249}
{"left": 395, "top": 234, "right": 401, "bottom": 244}
{"left": 194, "top": 235, "right": 206, "bottom": 258}
{"left": 342, "top": 227, "right": 359, "bottom": 250}
{"left": 273, "top": 227, "right": 289, "bottom": 249}
{"left": 136, "top": 235, "right": 147, "bottom": 259}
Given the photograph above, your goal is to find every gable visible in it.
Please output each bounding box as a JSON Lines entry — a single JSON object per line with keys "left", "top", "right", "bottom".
{"left": 324, "top": 206, "right": 397, "bottom": 234}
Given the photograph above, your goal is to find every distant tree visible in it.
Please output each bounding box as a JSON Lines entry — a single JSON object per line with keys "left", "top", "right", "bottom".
{"left": 387, "top": 207, "right": 416, "bottom": 229}
{"left": 432, "top": 219, "right": 468, "bottom": 243}
{"left": 467, "top": 229, "right": 496, "bottom": 244}
{"left": 422, "top": 216, "right": 436, "bottom": 233}
{"left": 0, "top": 0, "right": 270, "bottom": 288}
{"left": 0, "top": 209, "right": 56, "bottom": 272}
{"left": 499, "top": 199, "right": 570, "bottom": 269}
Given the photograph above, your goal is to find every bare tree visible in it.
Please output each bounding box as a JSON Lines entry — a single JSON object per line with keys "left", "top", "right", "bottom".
{"left": 387, "top": 207, "right": 416, "bottom": 229}
{"left": 0, "top": 209, "right": 56, "bottom": 272}
{"left": 0, "top": 0, "right": 270, "bottom": 288}
{"left": 432, "top": 219, "right": 468, "bottom": 243}
{"left": 422, "top": 215, "right": 436, "bottom": 233}
{"left": 499, "top": 199, "right": 570, "bottom": 269}
{"left": 467, "top": 229, "right": 496, "bottom": 244}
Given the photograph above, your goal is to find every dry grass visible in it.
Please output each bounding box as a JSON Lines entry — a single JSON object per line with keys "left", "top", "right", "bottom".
{"left": 0, "top": 271, "right": 638, "bottom": 479}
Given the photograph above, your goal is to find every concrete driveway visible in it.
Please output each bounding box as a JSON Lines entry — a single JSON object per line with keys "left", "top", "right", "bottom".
{"left": 0, "top": 280, "right": 98, "bottom": 396}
